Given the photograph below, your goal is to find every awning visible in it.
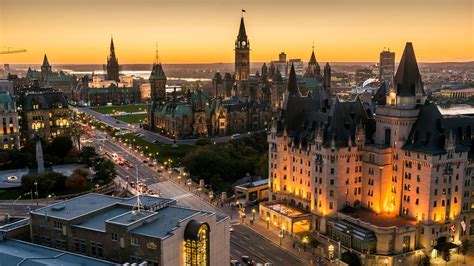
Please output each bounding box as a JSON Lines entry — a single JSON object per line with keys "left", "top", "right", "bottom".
{"left": 434, "top": 242, "right": 458, "bottom": 252}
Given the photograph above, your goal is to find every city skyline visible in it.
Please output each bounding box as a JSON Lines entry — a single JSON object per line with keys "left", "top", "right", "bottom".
{"left": 0, "top": 0, "right": 472, "bottom": 64}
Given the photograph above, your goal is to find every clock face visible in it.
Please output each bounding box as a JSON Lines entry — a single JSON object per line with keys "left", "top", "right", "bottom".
{"left": 241, "top": 41, "right": 246, "bottom": 46}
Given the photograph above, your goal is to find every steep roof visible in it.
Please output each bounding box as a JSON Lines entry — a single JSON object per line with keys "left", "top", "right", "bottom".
{"left": 22, "top": 91, "right": 68, "bottom": 111}
{"left": 403, "top": 101, "right": 474, "bottom": 155}
{"left": 287, "top": 63, "right": 300, "bottom": 96}
{"left": 150, "top": 63, "right": 166, "bottom": 80}
{"left": 372, "top": 81, "right": 388, "bottom": 105}
{"left": 237, "top": 17, "right": 247, "bottom": 40}
{"left": 394, "top": 42, "right": 425, "bottom": 97}
{"left": 42, "top": 54, "right": 50, "bottom": 67}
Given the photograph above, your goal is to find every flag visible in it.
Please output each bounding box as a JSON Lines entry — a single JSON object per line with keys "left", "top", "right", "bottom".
{"left": 242, "top": 9, "right": 246, "bottom": 12}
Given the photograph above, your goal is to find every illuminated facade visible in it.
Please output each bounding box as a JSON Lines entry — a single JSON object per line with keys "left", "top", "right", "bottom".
{"left": 0, "top": 91, "right": 20, "bottom": 149}
{"left": 264, "top": 42, "right": 474, "bottom": 264}
{"left": 18, "top": 88, "right": 70, "bottom": 143}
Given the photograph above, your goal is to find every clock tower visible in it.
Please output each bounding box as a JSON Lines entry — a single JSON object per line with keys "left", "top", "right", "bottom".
{"left": 235, "top": 16, "right": 250, "bottom": 84}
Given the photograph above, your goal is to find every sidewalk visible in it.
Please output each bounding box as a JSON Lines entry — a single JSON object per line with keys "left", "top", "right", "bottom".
{"left": 243, "top": 216, "right": 323, "bottom": 265}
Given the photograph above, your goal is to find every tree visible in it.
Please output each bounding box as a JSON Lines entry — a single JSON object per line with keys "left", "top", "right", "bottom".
{"left": 68, "top": 121, "right": 85, "bottom": 150}
{"left": 257, "top": 152, "right": 268, "bottom": 178}
{"left": 94, "top": 158, "right": 116, "bottom": 181}
{"left": 80, "top": 146, "right": 98, "bottom": 166}
{"left": 21, "top": 172, "right": 67, "bottom": 196}
{"left": 65, "top": 175, "right": 86, "bottom": 189}
{"left": 46, "top": 136, "right": 73, "bottom": 158}
{"left": 341, "top": 251, "right": 361, "bottom": 266}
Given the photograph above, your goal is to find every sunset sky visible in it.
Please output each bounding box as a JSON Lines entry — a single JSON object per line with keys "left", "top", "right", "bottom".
{"left": 0, "top": 0, "right": 472, "bottom": 64}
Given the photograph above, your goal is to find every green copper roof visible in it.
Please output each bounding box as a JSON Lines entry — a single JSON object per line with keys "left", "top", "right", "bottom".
{"left": 150, "top": 63, "right": 166, "bottom": 80}
{"left": 0, "top": 92, "right": 14, "bottom": 105}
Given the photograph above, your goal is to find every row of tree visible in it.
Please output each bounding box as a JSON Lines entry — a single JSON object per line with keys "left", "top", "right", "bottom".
{"left": 182, "top": 132, "right": 268, "bottom": 192}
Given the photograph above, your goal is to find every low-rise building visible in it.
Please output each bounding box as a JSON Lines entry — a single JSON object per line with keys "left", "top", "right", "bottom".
{"left": 235, "top": 179, "right": 269, "bottom": 206}
{"left": 29, "top": 193, "right": 230, "bottom": 266}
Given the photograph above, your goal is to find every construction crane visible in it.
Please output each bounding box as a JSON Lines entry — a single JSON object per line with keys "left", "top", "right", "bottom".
{"left": 0, "top": 47, "right": 27, "bottom": 55}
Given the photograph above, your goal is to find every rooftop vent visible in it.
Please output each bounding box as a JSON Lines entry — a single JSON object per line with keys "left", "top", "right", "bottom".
{"left": 51, "top": 204, "right": 65, "bottom": 211}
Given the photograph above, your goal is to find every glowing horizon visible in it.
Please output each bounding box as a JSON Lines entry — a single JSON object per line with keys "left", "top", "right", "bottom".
{"left": 0, "top": 0, "right": 472, "bottom": 65}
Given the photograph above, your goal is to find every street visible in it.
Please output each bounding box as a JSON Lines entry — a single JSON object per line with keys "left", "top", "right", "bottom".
{"left": 90, "top": 130, "right": 304, "bottom": 266}
{"left": 76, "top": 106, "right": 263, "bottom": 145}
{"left": 231, "top": 224, "right": 304, "bottom": 266}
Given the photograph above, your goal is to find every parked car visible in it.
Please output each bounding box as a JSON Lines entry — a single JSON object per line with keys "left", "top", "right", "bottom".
{"left": 241, "top": 256, "right": 253, "bottom": 265}
{"left": 230, "top": 260, "right": 241, "bottom": 266}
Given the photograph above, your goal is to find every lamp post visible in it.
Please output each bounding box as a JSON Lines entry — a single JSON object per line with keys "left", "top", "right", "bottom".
{"left": 34, "top": 181, "right": 38, "bottom": 206}
{"left": 266, "top": 217, "right": 270, "bottom": 229}
{"left": 302, "top": 235, "right": 309, "bottom": 252}
{"left": 252, "top": 208, "right": 256, "bottom": 222}
{"left": 278, "top": 229, "right": 284, "bottom": 246}
{"left": 46, "top": 193, "right": 54, "bottom": 206}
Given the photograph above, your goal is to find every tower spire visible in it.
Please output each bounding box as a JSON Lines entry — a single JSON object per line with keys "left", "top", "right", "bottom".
{"left": 154, "top": 42, "right": 160, "bottom": 64}
{"left": 287, "top": 63, "right": 300, "bottom": 96}
{"left": 110, "top": 36, "right": 116, "bottom": 58}
{"left": 42, "top": 54, "right": 50, "bottom": 67}
{"left": 238, "top": 16, "right": 247, "bottom": 40}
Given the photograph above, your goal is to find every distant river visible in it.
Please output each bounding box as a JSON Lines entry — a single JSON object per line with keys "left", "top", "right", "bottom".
{"left": 67, "top": 70, "right": 211, "bottom": 82}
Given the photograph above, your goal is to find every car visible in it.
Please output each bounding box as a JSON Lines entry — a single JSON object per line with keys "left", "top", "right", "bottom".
{"left": 152, "top": 140, "right": 160, "bottom": 144}
{"left": 143, "top": 160, "right": 148, "bottom": 163}
{"left": 147, "top": 189, "right": 154, "bottom": 195}
{"left": 229, "top": 226, "right": 234, "bottom": 233}
{"left": 129, "top": 182, "right": 136, "bottom": 188}
{"left": 148, "top": 163, "right": 154, "bottom": 167}
{"left": 241, "top": 256, "right": 252, "bottom": 265}
{"left": 230, "top": 260, "right": 241, "bottom": 266}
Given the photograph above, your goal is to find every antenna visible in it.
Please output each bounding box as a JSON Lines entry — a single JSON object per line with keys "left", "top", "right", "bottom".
{"left": 133, "top": 167, "right": 143, "bottom": 215}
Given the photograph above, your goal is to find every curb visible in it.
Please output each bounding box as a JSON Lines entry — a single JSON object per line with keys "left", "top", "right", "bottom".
{"left": 243, "top": 223, "right": 309, "bottom": 265}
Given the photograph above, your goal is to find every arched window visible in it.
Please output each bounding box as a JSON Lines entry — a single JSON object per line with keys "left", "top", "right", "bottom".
{"left": 184, "top": 220, "right": 210, "bottom": 266}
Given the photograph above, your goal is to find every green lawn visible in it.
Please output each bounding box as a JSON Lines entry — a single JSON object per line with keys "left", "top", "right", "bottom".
{"left": 89, "top": 104, "right": 148, "bottom": 115}
{"left": 114, "top": 114, "right": 147, "bottom": 124}
{"left": 119, "top": 133, "right": 195, "bottom": 165}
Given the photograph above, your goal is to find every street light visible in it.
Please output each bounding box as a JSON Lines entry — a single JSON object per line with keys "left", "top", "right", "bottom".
{"left": 252, "top": 208, "right": 256, "bottom": 222}
{"left": 328, "top": 244, "right": 335, "bottom": 261}
{"left": 302, "top": 235, "right": 309, "bottom": 252}
{"left": 34, "top": 181, "right": 39, "bottom": 206}
{"left": 279, "top": 229, "right": 284, "bottom": 246}
{"left": 266, "top": 217, "right": 270, "bottom": 229}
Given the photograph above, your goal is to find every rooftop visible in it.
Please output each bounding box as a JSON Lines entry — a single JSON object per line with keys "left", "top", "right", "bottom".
{"left": 340, "top": 207, "right": 417, "bottom": 228}
{"left": 32, "top": 193, "right": 227, "bottom": 240}
{"left": 131, "top": 206, "right": 209, "bottom": 239}
{"left": 72, "top": 205, "right": 131, "bottom": 232}
{"left": 31, "top": 193, "right": 174, "bottom": 221}
{"left": 0, "top": 239, "right": 114, "bottom": 266}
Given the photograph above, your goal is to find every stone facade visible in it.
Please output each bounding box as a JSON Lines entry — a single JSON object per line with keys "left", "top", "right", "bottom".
{"left": 264, "top": 42, "right": 474, "bottom": 264}
{"left": 18, "top": 86, "right": 71, "bottom": 143}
